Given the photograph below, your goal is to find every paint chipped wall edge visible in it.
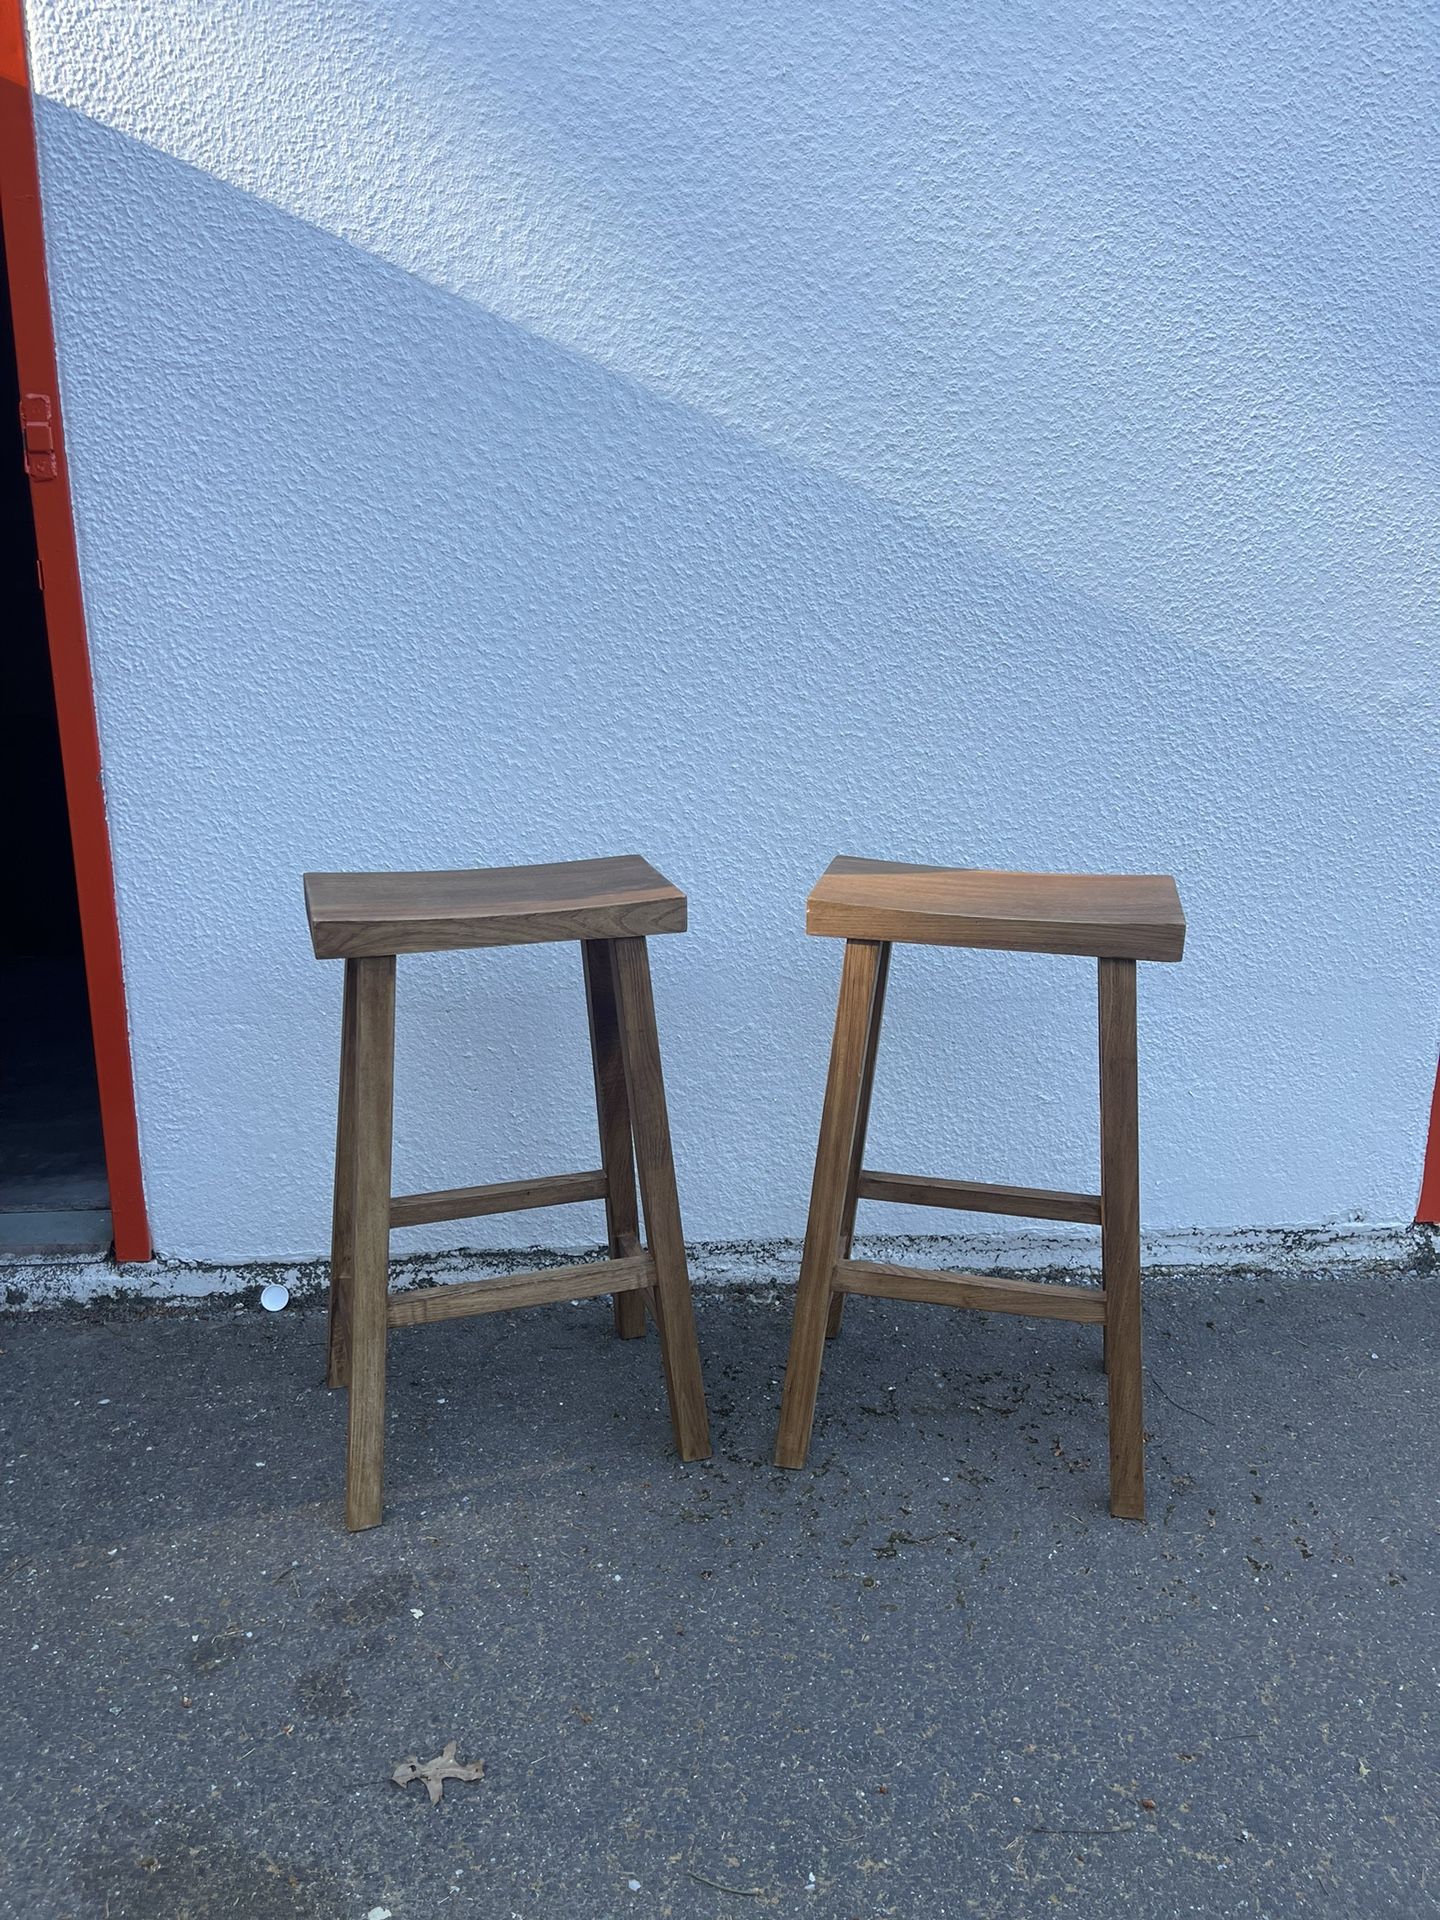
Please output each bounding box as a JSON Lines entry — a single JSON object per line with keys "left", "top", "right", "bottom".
{"left": 2, "top": 1220, "right": 1435, "bottom": 1311}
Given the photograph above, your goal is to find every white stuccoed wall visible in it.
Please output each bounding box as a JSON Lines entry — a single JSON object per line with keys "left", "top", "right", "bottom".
{"left": 22, "top": 1, "right": 1439, "bottom": 1268}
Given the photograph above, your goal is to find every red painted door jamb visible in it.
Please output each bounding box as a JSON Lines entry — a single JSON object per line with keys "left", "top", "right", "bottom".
{"left": 1, "top": 4, "right": 151, "bottom": 1259}
{"left": 1418, "top": 1059, "right": 1440, "bottom": 1226}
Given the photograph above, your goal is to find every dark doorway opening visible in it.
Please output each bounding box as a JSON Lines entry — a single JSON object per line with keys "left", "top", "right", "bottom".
{"left": 0, "top": 216, "right": 109, "bottom": 1253}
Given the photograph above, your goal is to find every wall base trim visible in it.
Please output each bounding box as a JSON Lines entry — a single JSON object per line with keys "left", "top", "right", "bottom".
{"left": 1, "top": 1220, "right": 1433, "bottom": 1311}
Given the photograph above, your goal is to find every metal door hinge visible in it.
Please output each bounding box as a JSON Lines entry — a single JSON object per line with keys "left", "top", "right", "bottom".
{"left": 20, "top": 392, "right": 57, "bottom": 480}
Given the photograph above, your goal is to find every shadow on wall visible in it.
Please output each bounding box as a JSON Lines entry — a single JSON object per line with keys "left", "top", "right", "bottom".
{"left": 34, "top": 100, "right": 1439, "bottom": 1260}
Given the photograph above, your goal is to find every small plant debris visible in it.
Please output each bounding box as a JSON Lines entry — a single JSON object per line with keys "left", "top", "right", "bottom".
{"left": 391, "top": 1741, "right": 485, "bottom": 1805}
{"left": 687, "top": 1868, "right": 766, "bottom": 1896}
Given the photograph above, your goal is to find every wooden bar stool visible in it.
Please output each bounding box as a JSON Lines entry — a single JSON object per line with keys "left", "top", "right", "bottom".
{"left": 774, "top": 857, "right": 1185, "bottom": 1519}
{"left": 304, "top": 854, "right": 711, "bottom": 1530}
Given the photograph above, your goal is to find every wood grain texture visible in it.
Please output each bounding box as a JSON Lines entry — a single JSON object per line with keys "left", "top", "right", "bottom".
{"left": 611, "top": 937, "right": 711, "bottom": 1459}
{"left": 775, "top": 939, "right": 886, "bottom": 1467}
{"left": 826, "top": 941, "right": 892, "bottom": 1340}
{"left": 389, "top": 1170, "right": 607, "bottom": 1229}
{"left": 387, "top": 1253, "right": 652, "bottom": 1327}
{"left": 583, "top": 940, "right": 646, "bottom": 1340}
{"left": 305, "top": 855, "right": 686, "bottom": 959}
{"left": 344, "top": 955, "right": 396, "bottom": 1533}
{"left": 325, "top": 958, "right": 360, "bottom": 1389}
{"left": 807, "top": 857, "right": 1185, "bottom": 961}
{"left": 1099, "top": 957, "right": 1145, "bottom": 1520}
{"left": 855, "top": 1170, "right": 1103, "bottom": 1224}
{"left": 834, "top": 1258, "right": 1106, "bottom": 1323}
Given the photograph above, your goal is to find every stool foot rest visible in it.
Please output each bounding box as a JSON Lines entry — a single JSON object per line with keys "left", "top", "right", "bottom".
{"left": 834, "top": 1258, "right": 1106, "bottom": 1323}
{"left": 856, "top": 1172, "right": 1102, "bottom": 1225}
{"left": 389, "top": 1170, "right": 608, "bottom": 1229}
{"left": 388, "top": 1252, "right": 654, "bottom": 1327}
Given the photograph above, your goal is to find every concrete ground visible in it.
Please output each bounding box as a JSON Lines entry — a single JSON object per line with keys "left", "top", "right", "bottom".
{"left": 0, "top": 1268, "right": 1436, "bottom": 1920}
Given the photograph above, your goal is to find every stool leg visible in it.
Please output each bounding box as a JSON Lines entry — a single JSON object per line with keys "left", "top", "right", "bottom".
{"left": 611, "top": 937, "right": 711, "bottom": 1459}
{"left": 326, "top": 959, "right": 361, "bottom": 1388}
{"left": 344, "top": 955, "right": 397, "bottom": 1532}
{"left": 1099, "top": 957, "right": 1144, "bottom": 1520}
{"left": 826, "top": 941, "right": 891, "bottom": 1339}
{"left": 776, "top": 939, "right": 886, "bottom": 1468}
{"left": 583, "top": 940, "right": 646, "bottom": 1340}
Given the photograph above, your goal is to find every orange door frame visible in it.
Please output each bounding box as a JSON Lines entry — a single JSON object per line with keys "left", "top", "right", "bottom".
{"left": 1, "top": 5, "right": 150, "bottom": 1259}
{"left": 1419, "top": 1061, "right": 1440, "bottom": 1225}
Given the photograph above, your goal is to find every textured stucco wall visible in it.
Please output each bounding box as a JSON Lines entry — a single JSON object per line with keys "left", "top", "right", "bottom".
{"left": 23, "top": 1, "right": 1440, "bottom": 1264}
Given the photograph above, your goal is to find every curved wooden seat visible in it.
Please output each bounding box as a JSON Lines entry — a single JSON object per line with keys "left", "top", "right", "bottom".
{"left": 807, "top": 856, "right": 1185, "bottom": 961}
{"left": 305, "top": 854, "right": 686, "bottom": 959}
